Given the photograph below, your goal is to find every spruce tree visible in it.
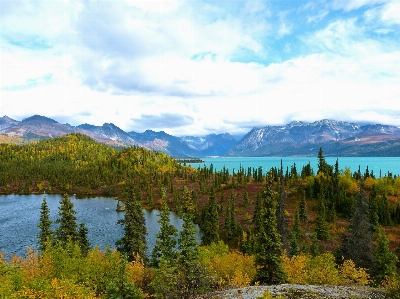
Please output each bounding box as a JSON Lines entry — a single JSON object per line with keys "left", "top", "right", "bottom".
{"left": 55, "top": 193, "right": 78, "bottom": 245}
{"left": 315, "top": 199, "right": 330, "bottom": 241}
{"left": 292, "top": 209, "right": 301, "bottom": 240}
{"left": 151, "top": 188, "right": 178, "bottom": 267}
{"left": 289, "top": 232, "right": 300, "bottom": 256}
{"left": 299, "top": 191, "right": 308, "bottom": 222}
{"left": 276, "top": 186, "right": 289, "bottom": 251}
{"left": 37, "top": 196, "right": 52, "bottom": 251}
{"left": 369, "top": 185, "right": 380, "bottom": 232}
{"left": 337, "top": 185, "right": 376, "bottom": 273}
{"left": 253, "top": 181, "right": 287, "bottom": 284}
{"left": 374, "top": 229, "right": 398, "bottom": 284}
{"left": 225, "top": 189, "right": 241, "bottom": 240}
{"left": 289, "top": 210, "right": 302, "bottom": 256}
{"left": 178, "top": 211, "right": 199, "bottom": 270}
{"left": 243, "top": 187, "right": 250, "bottom": 206}
{"left": 200, "top": 189, "right": 219, "bottom": 245}
{"left": 310, "top": 232, "right": 319, "bottom": 257}
{"left": 77, "top": 222, "right": 91, "bottom": 255}
{"left": 116, "top": 186, "right": 148, "bottom": 262}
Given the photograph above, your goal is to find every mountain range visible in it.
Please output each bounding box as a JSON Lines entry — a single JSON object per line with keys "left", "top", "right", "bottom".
{"left": 1, "top": 115, "right": 400, "bottom": 157}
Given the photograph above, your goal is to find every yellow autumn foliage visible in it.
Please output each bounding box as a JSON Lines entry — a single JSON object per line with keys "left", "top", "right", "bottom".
{"left": 199, "top": 242, "right": 256, "bottom": 289}
{"left": 282, "top": 252, "right": 370, "bottom": 286}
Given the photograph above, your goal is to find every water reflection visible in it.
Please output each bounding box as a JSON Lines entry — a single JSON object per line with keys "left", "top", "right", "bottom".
{"left": 0, "top": 194, "right": 200, "bottom": 258}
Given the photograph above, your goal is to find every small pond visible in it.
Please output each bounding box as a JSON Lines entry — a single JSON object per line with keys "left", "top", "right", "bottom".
{"left": 0, "top": 194, "right": 200, "bottom": 258}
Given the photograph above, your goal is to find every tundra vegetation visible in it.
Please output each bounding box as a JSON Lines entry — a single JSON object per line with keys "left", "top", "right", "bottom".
{"left": 1, "top": 134, "right": 400, "bottom": 298}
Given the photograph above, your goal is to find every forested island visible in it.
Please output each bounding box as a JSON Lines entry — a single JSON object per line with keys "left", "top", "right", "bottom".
{"left": 1, "top": 133, "right": 400, "bottom": 298}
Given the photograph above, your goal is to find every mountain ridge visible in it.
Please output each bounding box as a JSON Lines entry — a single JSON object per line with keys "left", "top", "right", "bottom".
{"left": 1, "top": 115, "right": 400, "bottom": 157}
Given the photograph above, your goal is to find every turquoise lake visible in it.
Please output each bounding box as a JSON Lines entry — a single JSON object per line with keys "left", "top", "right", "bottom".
{"left": 188, "top": 157, "right": 400, "bottom": 177}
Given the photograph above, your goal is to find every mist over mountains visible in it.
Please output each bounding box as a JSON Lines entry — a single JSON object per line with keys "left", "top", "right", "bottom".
{"left": 1, "top": 115, "right": 400, "bottom": 157}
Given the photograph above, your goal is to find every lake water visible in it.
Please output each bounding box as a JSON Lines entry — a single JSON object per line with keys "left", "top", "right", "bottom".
{"left": 189, "top": 157, "right": 400, "bottom": 177}
{"left": 0, "top": 194, "right": 200, "bottom": 258}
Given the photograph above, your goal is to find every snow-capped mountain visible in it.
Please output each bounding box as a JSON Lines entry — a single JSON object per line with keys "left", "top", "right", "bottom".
{"left": 226, "top": 119, "right": 400, "bottom": 156}
{"left": 1, "top": 115, "right": 400, "bottom": 157}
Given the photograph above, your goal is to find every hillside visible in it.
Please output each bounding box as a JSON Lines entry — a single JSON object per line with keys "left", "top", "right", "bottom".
{"left": 0, "top": 115, "right": 237, "bottom": 157}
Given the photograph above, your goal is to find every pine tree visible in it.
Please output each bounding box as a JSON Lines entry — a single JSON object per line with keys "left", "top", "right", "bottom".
{"left": 200, "top": 189, "right": 219, "bottom": 245}
{"left": 337, "top": 185, "right": 376, "bottom": 272}
{"left": 151, "top": 188, "right": 178, "bottom": 267}
{"left": 55, "top": 193, "right": 78, "bottom": 245}
{"left": 310, "top": 232, "right": 319, "bottom": 257}
{"left": 77, "top": 222, "right": 91, "bottom": 255}
{"left": 37, "top": 196, "right": 52, "bottom": 251}
{"left": 225, "top": 189, "right": 241, "bottom": 240}
{"left": 289, "top": 232, "right": 300, "bottom": 256}
{"left": 315, "top": 199, "right": 330, "bottom": 241}
{"left": 276, "top": 186, "right": 289, "bottom": 251}
{"left": 374, "top": 229, "right": 398, "bottom": 284}
{"left": 369, "top": 185, "right": 380, "bottom": 232}
{"left": 243, "top": 187, "right": 250, "bottom": 206}
{"left": 292, "top": 209, "right": 301, "bottom": 239}
{"left": 299, "top": 191, "right": 308, "bottom": 222}
{"left": 253, "top": 181, "right": 287, "bottom": 284}
{"left": 318, "top": 147, "right": 327, "bottom": 175}
{"left": 178, "top": 211, "right": 199, "bottom": 270}
{"left": 116, "top": 186, "right": 148, "bottom": 262}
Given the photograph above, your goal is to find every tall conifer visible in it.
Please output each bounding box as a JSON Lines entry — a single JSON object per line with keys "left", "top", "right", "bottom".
{"left": 55, "top": 193, "right": 78, "bottom": 245}
{"left": 200, "top": 189, "right": 219, "bottom": 245}
{"left": 337, "top": 185, "right": 376, "bottom": 272}
{"left": 37, "top": 196, "right": 52, "bottom": 251}
{"left": 253, "top": 181, "right": 287, "bottom": 284}
{"left": 116, "top": 186, "right": 147, "bottom": 262}
{"left": 151, "top": 188, "right": 178, "bottom": 267}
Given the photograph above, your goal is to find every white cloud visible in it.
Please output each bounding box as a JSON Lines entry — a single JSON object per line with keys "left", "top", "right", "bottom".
{"left": 124, "top": 0, "right": 181, "bottom": 13}
{"left": 1, "top": 0, "right": 400, "bottom": 137}
{"left": 332, "top": 0, "right": 387, "bottom": 11}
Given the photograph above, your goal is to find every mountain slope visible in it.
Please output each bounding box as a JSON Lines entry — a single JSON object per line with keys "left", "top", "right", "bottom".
{"left": 227, "top": 119, "right": 400, "bottom": 157}
{"left": 1, "top": 115, "right": 400, "bottom": 157}
{"left": 0, "top": 115, "right": 236, "bottom": 157}
{"left": 182, "top": 133, "right": 238, "bottom": 156}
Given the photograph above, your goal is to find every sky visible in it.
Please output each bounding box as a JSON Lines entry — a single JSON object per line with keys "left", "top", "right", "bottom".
{"left": 1, "top": 0, "right": 400, "bottom": 138}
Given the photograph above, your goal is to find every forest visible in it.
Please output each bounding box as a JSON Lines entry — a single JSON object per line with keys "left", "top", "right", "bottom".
{"left": 1, "top": 133, "right": 400, "bottom": 298}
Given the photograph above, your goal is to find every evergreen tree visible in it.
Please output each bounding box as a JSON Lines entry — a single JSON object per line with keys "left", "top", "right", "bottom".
{"left": 299, "top": 191, "right": 308, "bottom": 222}
{"left": 289, "top": 231, "right": 300, "bottom": 256}
{"left": 369, "top": 185, "right": 380, "bottom": 232}
{"left": 243, "top": 187, "right": 250, "bottom": 206}
{"left": 77, "top": 222, "right": 91, "bottom": 255}
{"left": 374, "top": 229, "right": 398, "bottom": 284}
{"left": 151, "top": 188, "right": 178, "bottom": 267}
{"left": 225, "top": 189, "right": 241, "bottom": 240}
{"left": 37, "top": 196, "right": 52, "bottom": 251}
{"left": 310, "top": 232, "right": 319, "bottom": 257}
{"left": 289, "top": 210, "right": 301, "bottom": 256}
{"left": 315, "top": 199, "right": 330, "bottom": 241}
{"left": 178, "top": 212, "right": 199, "bottom": 270}
{"left": 116, "top": 186, "right": 148, "bottom": 262}
{"left": 276, "top": 186, "right": 289, "bottom": 251}
{"left": 200, "top": 189, "right": 219, "bottom": 245}
{"left": 318, "top": 147, "right": 328, "bottom": 175}
{"left": 55, "top": 193, "right": 78, "bottom": 245}
{"left": 253, "top": 181, "right": 287, "bottom": 284}
{"left": 337, "top": 185, "right": 376, "bottom": 273}
{"left": 292, "top": 209, "right": 301, "bottom": 240}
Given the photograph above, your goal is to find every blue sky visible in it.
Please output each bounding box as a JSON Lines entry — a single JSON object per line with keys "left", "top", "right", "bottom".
{"left": 1, "top": 0, "right": 400, "bottom": 137}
